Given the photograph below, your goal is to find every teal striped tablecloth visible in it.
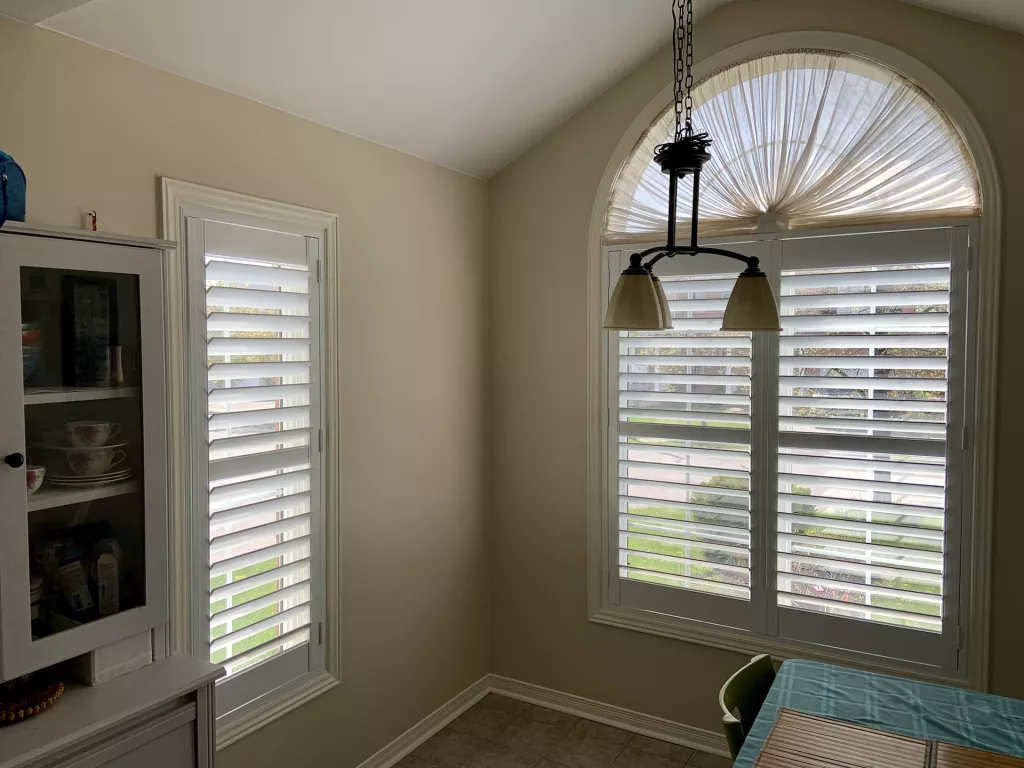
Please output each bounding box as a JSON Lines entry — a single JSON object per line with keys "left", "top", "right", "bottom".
{"left": 734, "top": 659, "right": 1024, "bottom": 768}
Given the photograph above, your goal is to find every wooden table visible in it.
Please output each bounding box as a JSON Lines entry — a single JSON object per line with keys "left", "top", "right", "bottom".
{"left": 734, "top": 660, "right": 1024, "bottom": 768}
{"left": 756, "top": 709, "right": 1024, "bottom": 768}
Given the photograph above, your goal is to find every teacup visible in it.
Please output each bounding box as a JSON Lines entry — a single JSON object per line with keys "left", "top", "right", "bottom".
{"left": 67, "top": 421, "right": 122, "bottom": 448}
{"left": 66, "top": 447, "right": 127, "bottom": 476}
{"left": 26, "top": 465, "right": 45, "bottom": 494}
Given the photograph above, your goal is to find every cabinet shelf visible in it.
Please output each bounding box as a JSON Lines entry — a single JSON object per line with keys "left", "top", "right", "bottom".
{"left": 24, "top": 387, "right": 138, "bottom": 405}
{"left": 27, "top": 480, "right": 140, "bottom": 512}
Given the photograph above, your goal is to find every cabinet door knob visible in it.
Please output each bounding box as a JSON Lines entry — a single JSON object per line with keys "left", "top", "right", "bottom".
{"left": 4, "top": 453, "right": 25, "bottom": 468}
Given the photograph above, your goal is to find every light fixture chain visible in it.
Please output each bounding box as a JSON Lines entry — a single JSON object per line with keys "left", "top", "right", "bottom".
{"left": 684, "top": 0, "right": 694, "bottom": 136}
{"left": 672, "top": 0, "right": 685, "bottom": 142}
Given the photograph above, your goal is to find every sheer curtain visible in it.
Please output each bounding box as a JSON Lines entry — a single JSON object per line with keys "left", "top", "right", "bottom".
{"left": 605, "top": 50, "right": 980, "bottom": 244}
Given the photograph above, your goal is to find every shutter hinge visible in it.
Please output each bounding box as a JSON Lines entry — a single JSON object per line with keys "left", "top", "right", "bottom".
{"left": 962, "top": 426, "right": 970, "bottom": 451}
{"left": 318, "top": 428, "right": 324, "bottom": 453}
{"left": 316, "top": 259, "right": 322, "bottom": 283}
{"left": 318, "top": 622, "right": 324, "bottom": 645}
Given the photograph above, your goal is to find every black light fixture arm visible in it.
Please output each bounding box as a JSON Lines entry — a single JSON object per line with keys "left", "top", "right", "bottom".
{"left": 631, "top": 246, "right": 760, "bottom": 273}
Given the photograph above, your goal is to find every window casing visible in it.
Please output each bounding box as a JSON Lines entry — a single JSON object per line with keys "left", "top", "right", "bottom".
{"left": 601, "top": 221, "right": 976, "bottom": 676}
{"left": 185, "top": 212, "right": 327, "bottom": 718}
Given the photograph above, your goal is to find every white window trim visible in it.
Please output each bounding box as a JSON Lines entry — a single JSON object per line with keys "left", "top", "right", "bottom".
{"left": 161, "top": 178, "right": 341, "bottom": 748}
{"left": 586, "top": 32, "right": 1000, "bottom": 693}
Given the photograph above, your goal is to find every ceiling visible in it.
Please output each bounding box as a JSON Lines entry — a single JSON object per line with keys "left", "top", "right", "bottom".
{"left": 39, "top": 0, "right": 721, "bottom": 178}
{"left": 16, "top": 0, "right": 1024, "bottom": 178}
{"left": 899, "top": 0, "right": 1024, "bottom": 35}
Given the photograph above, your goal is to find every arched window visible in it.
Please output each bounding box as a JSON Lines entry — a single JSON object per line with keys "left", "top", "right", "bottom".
{"left": 599, "top": 50, "right": 983, "bottom": 676}
{"left": 605, "top": 51, "right": 979, "bottom": 243}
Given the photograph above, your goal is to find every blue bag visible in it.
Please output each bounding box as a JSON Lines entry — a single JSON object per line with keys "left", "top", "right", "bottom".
{"left": 0, "top": 150, "right": 27, "bottom": 227}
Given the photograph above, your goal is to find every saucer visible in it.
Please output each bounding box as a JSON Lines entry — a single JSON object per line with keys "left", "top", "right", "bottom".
{"left": 48, "top": 469, "right": 133, "bottom": 486}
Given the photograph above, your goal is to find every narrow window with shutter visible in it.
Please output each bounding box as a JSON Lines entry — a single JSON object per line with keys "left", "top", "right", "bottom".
{"left": 187, "top": 215, "right": 325, "bottom": 717}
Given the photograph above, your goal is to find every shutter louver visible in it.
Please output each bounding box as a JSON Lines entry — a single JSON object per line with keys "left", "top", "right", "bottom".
{"left": 776, "top": 262, "right": 950, "bottom": 633}
{"left": 618, "top": 273, "right": 753, "bottom": 601}
{"left": 203, "top": 222, "right": 317, "bottom": 676}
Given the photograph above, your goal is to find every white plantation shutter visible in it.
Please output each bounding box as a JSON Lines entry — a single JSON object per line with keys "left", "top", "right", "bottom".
{"left": 604, "top": 225, "right": 971, "bottom": 669}
{"left": 772, "top": 227, "right": 966, "bottom": 666}
{"left": 612, "top": 248, "right": 762, "bottom": 630}
{"left": 188, "top": 216, "right": 324, "bottom": 716}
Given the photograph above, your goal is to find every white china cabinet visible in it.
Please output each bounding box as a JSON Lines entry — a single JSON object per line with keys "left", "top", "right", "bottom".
{"left": 0, "top": 223, "right": 170, "bottom": 681}
{"left": 0, "top": 224, "right": 221, "bottom": 768}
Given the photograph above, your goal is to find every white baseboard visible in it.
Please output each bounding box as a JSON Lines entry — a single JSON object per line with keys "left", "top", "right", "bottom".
{"left": 488, "top": 675, "right": 729, "bottom": 758}
{"left": 356, "top": 677, "right": 491, "bottom": 768}
{"left": 355, "top": 674, "right": 729, "bottom": 768}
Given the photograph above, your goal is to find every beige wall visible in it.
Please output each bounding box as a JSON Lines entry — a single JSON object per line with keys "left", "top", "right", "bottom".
{"left": 0, "top": 15, "right": 490, "bottom": 767}
{"left": 488, "top": 0, "right": 1024, "bottom": 732}
{"left": 4, "top": 0, "right": 1024, "bottom": 757}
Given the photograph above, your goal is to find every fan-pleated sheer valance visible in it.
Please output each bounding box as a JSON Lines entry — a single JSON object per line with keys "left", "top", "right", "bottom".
{"left": 605, "top": 50, "right": 980, "bottom": 244}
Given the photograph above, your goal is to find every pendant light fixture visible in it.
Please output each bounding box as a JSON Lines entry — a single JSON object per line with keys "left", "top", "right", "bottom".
{"left": 602, "top": 0, "right": 782, "bottom": 332}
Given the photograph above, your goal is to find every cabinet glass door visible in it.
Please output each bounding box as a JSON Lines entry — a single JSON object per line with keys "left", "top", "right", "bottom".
{"left": 0, "top": 236, "right": 167, "bottom": 681}
{"left": 21, "top": 265, "right": 146, "bottom": 637}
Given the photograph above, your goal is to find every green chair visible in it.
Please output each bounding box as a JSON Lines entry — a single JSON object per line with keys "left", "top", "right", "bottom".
{"left": 719, "top": 654, "right": 776, "bottom": 760}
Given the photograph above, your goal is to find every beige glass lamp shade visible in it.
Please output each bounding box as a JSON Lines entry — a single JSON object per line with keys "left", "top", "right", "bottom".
{"left": 603, "top": 266, "right": 671, "bottom": 330}
{"left": 650, "top": 275, "right": 673, "bottom": 329}
{"left": 721, "top": 270, "right": 782, "bottom": 331}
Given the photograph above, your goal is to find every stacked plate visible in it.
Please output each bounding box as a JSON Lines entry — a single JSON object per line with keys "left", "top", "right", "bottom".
{"left": 48, "top": 468, "right": 132, "bottom": 487}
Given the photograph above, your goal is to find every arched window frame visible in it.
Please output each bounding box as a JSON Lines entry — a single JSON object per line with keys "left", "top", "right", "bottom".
{"left": 587, "top": 33, "right": 1000, "bottom": 691}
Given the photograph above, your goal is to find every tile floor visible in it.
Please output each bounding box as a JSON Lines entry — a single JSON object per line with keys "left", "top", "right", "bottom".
{"left": 402, "top": 694, "right": 732, "bottom": 768}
